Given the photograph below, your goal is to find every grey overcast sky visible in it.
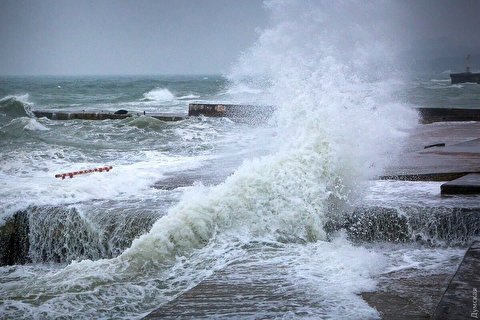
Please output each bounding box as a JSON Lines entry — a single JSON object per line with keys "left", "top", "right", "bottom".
{"left": 0, "top": 0, "right": 479, "bottom": 75}
{"left": 0, "top": 0, "right": 267, "bottom": 75}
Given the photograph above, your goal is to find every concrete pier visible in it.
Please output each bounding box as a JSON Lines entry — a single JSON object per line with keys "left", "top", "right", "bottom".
{"left": 450, "top": 72, "right": 480, "bottom": 84}
{"left": 32, "top": 110, "right": 187, "bottom": 121}
{"left": 188, "top": 104, "right": 480, "bottom": 124}
{"left": 381, "top": 122, "right": 480, "bottom": 182}
{"left": 32, "top": 105, "right": 479, "bottom": 125}
{"left": 432, "top": 241, "right": 480, "bottom": 320}
{"left": 441, "top": 173, "right": 480, "bottom": 195}
{"left": 144, "top": 254, "right": 315, "bottom": 319}
{"left": 188, "top": 103, "right": 275, "bottom": 123}
{"left": 418, "top": 108, "right": 480, "bottom": 124}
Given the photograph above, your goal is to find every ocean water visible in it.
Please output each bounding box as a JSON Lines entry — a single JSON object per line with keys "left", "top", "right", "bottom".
{"left": 1, "top": 1, "right": 480, "bottom": 319}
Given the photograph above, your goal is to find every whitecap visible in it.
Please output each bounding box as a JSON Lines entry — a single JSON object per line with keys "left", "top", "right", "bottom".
{"left": 23, "top": 118, "right": 49, "bottom": 131}
{"left": 142, "top": 88, "right": 175, "bottom": 101}
{"left": 177, "top": 94, "right": 201, "bottom": 100}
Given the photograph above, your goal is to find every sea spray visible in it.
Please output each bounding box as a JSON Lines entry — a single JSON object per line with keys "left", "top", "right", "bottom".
{"left": 122, "top": 0, "right": 417, "bottom": 263}
{"left": 142, "top": 88, "right": 175, "bottom": 101}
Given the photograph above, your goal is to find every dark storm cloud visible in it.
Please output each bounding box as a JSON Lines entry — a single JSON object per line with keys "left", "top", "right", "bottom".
{"left": 0, "top": 0, "right": 478, "bottom": 75}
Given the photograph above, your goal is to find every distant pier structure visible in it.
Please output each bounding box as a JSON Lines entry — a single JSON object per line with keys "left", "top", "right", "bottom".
{"left": 450, "top": 54, "right": 480, "bottom": 84}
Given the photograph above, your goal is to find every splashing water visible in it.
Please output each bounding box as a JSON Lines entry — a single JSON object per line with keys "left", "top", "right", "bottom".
{"left": 142, "top": 88, "right": 175, "bottom": 101}
{"left": 124, "top": 0, "right": 418, "bottom": 262}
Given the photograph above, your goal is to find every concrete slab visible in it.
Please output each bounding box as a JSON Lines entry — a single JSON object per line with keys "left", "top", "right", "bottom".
{"left": 362, "top": 273, "right": 453, "bottom": 320}
{"left": 432, "top": 241, "right": 480, "bottom": 320}
{"left": 188, "top": 103, "right": 275, "bottom": 123}
{"left": 420, "top": 138, "right": 480, "bottom": 156}
{"left": 441, "top": 174, "right": 480, "bottom": 195}
{"left": 418, "top": 108, "right": 480, "bottom": 124}
{"left": 382, "top": 122, "right": 480, "bottom": 181}
{"left": 32, "top": 110, "right": 187, "bottom": 121}
{"left": 144, "top": 260, "right": 304, "bottom": 319}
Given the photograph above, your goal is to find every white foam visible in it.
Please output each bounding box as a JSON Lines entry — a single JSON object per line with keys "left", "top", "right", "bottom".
{"left": 23, "top": 118, "right": 49, "bottom": 131}
{"left": 0, "top": 151, "right": 211, "bottom": 219}
{"left": 287, "top": 236, "right": 386, "bottom": 318}
{"left": 0, "top": 93, "right": 31, "bottom": 104}
{"left": 119, "top": 0, "right": 418, "bottom": 279}
{"left": 142, "top": 88, "right": 175, "bottom": 101}
{"left": 177, "top": 94, "right": 200, "bottom": 100}
{"left": 377, "top": 244, "right": 465, "bottom": 275}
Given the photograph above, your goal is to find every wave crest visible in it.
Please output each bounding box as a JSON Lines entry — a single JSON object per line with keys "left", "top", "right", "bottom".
{"left": 121, "top": 0, "right": 418, "bottom": 265}
{"left": 142, "top": 88, "right": 175, "bottom": 101}
{"left": 1, "top": 117, "right": 49, "bottom": 137}
{"left": 0, "top": 94, "right": 32, "bottom": 119}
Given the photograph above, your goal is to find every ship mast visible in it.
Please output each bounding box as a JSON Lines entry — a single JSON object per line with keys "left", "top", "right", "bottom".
{"left": 465, "top": 54, "right": 471, "bottom": 73}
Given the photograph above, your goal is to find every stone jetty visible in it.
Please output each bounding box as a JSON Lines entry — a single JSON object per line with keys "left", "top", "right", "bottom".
{"left": 32, "top": 104, "right": 479, "bottom": 125}
{"left": 32, "top": 110, "right": 187, "bottom": 121}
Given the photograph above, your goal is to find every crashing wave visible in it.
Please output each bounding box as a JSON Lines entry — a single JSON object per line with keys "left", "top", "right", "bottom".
{"left": 142, "top": 88, "right": 175, "bottom": 101}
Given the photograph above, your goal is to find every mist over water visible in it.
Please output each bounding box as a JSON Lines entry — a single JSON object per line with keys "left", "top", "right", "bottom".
{"left": 0, "top": 1, "right": 469, "bottom": 319}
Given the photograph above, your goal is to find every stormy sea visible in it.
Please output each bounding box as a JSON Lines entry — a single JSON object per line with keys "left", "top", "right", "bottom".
{"left": 1, "top": 1, "right": 479, "bottom": 319}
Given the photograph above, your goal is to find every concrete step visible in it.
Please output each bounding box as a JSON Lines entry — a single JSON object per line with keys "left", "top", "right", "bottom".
{"left": 441, "top": 173, "right": 480, "bottom": 195}
{"left": 432, "top": 241, "right": 480, "bottom": 320}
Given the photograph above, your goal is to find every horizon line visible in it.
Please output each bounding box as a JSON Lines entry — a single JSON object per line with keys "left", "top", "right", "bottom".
{"left": 0, "top": 73, "right": 226, "bottom": 77}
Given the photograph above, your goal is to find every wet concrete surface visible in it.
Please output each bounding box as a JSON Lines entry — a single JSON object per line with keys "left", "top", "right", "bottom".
{"left": 382, "top": 122, "right": 480, "bottom": 180}
{"left": 432, "top": 241, "right": 480, "bottom": 320}
{"left": 144, "top": 121, "right": 480, "bottom": 319}
{"left": 441, "top": 173, "right": 480, "bottom": 195}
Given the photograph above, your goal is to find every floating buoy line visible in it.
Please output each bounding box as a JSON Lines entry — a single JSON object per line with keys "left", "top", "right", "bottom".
{"left": 55, "top": 166, "right": 113, "bottom": 179}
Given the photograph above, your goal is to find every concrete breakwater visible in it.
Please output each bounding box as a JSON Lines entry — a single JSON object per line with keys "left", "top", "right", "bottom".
{"left": 32, "top": 110, "right": 187, "bottom": 121}
{"left": 0, "top": 205, "right": 160, "bottom": 266}
{"left": 1, "top": 204, "right": 478, "bottom": 266}
{"left": 32, "top": 104, "right": 479, "bottom": 124}
{"left": 31, "top": 104, "right": 275, "bottom": 123}
{"left": 188, "top": 103, "right": 276, "bottom": 123}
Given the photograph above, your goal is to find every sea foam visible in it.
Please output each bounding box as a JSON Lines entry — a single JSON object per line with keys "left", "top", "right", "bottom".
{"left": 142, "top": 88, "right": 175, "bottom": 101}
{"left": 122, "top": 0, "right": 418, "bottom": 264}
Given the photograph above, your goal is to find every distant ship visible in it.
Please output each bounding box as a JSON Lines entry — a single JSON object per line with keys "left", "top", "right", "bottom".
{"left": 450, "top": 54, "right": 480, "bottom": 84}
